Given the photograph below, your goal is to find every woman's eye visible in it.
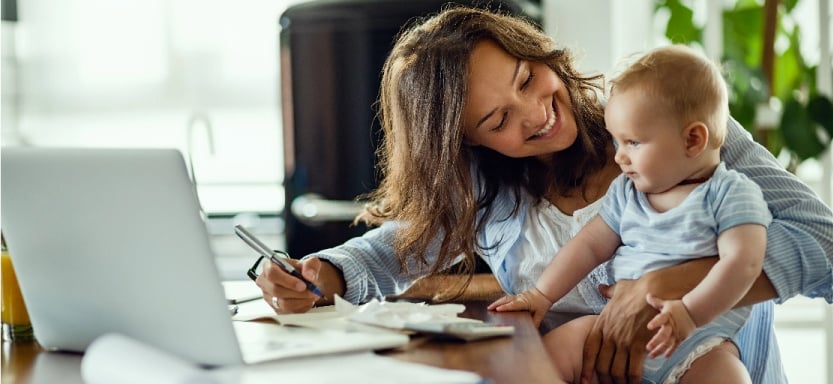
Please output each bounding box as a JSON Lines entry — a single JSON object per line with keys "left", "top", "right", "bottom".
{"left": 490, "top": 113, "right": 508, "bottom": 132}
{"left": 521, "top": 69, "right": 535, "bottom": 90}
{"left": 627, "top": 140, "right": 640, "bottom": 147}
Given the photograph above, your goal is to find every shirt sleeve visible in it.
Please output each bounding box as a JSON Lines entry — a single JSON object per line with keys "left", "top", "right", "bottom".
{"left": 598, "top": 173, "right": 629, "bottom": 236}
{"left": 721, "top": 118, "right": 833, "bottom": 302}
{"left": 303, "top": 221, "right": 417, "bottom": 304}
{"left": 710, "top": 166, "right": 772, "bottom": 234}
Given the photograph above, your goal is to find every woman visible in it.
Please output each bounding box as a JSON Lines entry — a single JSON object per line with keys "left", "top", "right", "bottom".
{"left": 256, "top": 6, "right": 833, "bottom": 383}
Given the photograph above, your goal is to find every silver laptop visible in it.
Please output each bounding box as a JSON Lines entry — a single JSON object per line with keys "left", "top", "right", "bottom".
{"left": 1, "top": 147, "right": 407, "bottom": 366}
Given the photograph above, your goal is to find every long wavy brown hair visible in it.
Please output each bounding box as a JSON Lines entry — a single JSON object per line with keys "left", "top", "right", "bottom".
{"left": 356, "top": 6, "right": 609, "bottom": 295}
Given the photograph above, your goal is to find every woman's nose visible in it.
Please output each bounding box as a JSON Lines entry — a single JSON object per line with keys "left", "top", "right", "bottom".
{"left": 520, "top": 97, "right": 548, "bottom": 130}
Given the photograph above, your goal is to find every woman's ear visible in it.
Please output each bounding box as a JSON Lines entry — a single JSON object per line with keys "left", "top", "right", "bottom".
{"left": 683, "top": 122, "right": 709, "bottom": 157}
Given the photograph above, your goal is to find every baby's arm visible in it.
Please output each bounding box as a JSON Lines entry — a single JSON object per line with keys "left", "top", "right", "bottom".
{"left": 489, "top": 216, "right": 620, "bottom": 326}
{"left": 645, "top": 223, "right": 767, "bottom": 358}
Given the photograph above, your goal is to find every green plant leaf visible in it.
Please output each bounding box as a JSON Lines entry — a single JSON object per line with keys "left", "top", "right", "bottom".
{"left": 780, "top": 96, "right": 827, "bottom": 160}
{"left": 723, "top": 5, "right": 763, "bottom": 68}
{"left": 664, "top": 0, "right": 700, "bottom": 43}
{"left": 655, "top": 0, "right": 827, "bottom": 162}
{"left": 724, "top": 57, "right": 768, "bottom": 139}
{"left": 782, "top": 0, "right": 800, "bottom": 13}
{"left": 773, "top": 26, "right": 804, "bottom": 101}
{"left": 807, "top": 94, "right": 833, "bottom": 138}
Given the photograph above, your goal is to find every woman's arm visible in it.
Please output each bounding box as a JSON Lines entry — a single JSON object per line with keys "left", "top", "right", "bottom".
{"left": 579, "top": 257, "right": 777, "bottom": 383}
{"left": 390, "top": 273, "right": 505, "bottom": 302}
{"left": 722, "top": 118, "right": 833, "bottom": 301}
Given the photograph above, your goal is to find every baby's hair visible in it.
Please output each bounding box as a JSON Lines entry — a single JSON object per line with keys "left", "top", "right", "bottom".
{"left": 609, "top": 45, "right": 728, "bottom": 148}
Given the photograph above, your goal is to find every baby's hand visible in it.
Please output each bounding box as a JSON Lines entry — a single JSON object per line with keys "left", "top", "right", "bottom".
{"left": 487, "top": 287, "right": 552, "bottom": 327}
{"left": 645, "top": 294, "right": 697, "bottom": 358}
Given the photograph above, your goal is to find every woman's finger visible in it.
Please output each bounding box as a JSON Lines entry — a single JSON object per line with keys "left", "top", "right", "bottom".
{"left": 255, "top": 258, "right": 319, "bottom": 313}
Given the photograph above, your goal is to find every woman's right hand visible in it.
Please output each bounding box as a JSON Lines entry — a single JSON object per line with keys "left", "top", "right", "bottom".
{"left": 255, "top": 256, "right": 324, "bottom": 314}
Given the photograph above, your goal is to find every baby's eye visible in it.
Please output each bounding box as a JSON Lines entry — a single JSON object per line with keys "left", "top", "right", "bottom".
{"left": 626, "top": 140, "right": 640, "bottom": 147}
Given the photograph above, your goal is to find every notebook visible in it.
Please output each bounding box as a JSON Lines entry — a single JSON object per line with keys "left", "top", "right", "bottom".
{"left": 0, "top": 147, "right": 408, "bottom": 366}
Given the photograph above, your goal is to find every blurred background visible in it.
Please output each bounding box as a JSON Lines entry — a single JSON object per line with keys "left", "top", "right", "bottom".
{"left": 1, "top": 0, "right": 830, "bottom": 382}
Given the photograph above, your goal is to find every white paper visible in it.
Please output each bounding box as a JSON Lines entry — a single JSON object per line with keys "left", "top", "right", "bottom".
{"left": 80, "top": 333, "right": 482, "bottom": 384}
{"left": 236, "top": 351, "right": 483, "bottom": 384}
{"left": 222, "top": 280, "right": 262, "bottom": 304}
{"left": 80, "top": 333, "right": 223, "bottom": 384}
{"left": 334, "top": 295, "right": 478, "bottom": 329}
{"left": 233, "top": 295, "right": 479, "bottom": 333}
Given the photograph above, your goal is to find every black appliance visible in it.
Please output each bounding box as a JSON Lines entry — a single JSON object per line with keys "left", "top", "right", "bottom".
{"left": 280, "top": 0, "right": 532, "bottom": 257}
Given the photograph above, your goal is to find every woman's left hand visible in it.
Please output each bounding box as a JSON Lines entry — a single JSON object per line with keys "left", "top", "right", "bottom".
{"left": 580, "top": 280, "right": 656, "bottom": 384}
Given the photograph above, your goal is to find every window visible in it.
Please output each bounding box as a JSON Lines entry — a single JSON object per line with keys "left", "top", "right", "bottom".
{"left": 2, "top": 0, "right": 307, "bottom": 215}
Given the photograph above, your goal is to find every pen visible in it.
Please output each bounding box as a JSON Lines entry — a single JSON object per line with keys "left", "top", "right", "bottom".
{"left": 234, "top": 225, "right": 323, "bottom": 297}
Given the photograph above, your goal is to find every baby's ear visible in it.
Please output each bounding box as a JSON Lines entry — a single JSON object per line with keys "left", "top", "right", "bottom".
{"left": 683, "top": 122, "right": 709, "bottom": 157}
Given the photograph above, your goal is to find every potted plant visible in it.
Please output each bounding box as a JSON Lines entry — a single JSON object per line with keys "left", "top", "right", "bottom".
{"left": 655, "top": 0, "right": 833, "bottom": 171}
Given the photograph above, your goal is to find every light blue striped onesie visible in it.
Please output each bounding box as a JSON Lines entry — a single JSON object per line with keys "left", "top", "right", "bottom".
{"left": 599, "top": 162, "right": 772, "bottom": 383}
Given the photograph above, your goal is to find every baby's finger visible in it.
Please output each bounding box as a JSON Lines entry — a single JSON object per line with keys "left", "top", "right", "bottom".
{"left": 487, "top": 296, "right": 514, "bottom": 310}
{"left": 494, "top": 298, "right": 528, "bottom": 312}
{"left": 646, "top": 326, "right": 669, "bottom": 350}
{"left": 645, "top": 293, "right": 665, "bottom": 311}
{"left": 646, "top": 313, "right": 668, "bottom": 331}
{"left": 648, "top": 335, "right": 673, "bottom": 359}
{"left": 664, "top": 341, "right": 678, "bottom": 358}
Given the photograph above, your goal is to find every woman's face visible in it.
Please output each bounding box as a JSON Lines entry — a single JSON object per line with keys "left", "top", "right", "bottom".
{"left": 462, "top": 40, "right": 578, "bottom": 160}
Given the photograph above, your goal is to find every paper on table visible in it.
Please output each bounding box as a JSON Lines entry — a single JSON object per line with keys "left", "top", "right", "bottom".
{"left": 80, "top": 333, "right": 483, "bottom": 384}
{"left": 238, "top": 351, "right": 483, "bottom": 384}
{"left": 231, "top": 299, "right": 402, "bottom": 335}
{"left": 334, "top": 295, "right": 479, "bottom": 329}
{"left": 233, "top": 295, "right": 480, "bottom": 332}
{"left": 80, "top": 333, "right": 227, "bottom": 384}
{"left": 222, "top": 281, "right": 262, "bottom": 304}
{"left": 231, "top": 298, "right": 342, "bottom": 323}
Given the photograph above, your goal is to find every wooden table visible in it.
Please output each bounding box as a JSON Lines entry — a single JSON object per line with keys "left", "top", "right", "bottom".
{"left": 2, "top": 301, "right": 564, "bottom": 384}
{"left": 380, "top": 300, "right": 564, "bottom": 383}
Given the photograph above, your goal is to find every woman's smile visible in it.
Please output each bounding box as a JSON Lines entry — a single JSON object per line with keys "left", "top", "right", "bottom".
{"left": 528, "top": 106, "right": 558, "bottom": 141}
{"left": 463, "top": 40, "right": 577, "bottom": 158}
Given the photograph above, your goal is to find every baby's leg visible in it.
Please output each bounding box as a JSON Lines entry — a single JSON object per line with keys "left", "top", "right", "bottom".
{"left": 677, "top": 340, "right": 750, "bottom": 384}
{"left": 542, "top": 315, "right": 598, "bottom": 383}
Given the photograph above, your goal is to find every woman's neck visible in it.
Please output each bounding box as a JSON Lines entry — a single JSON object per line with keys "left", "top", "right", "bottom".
{"left": 546, "top": 149, "right": 621, "bottom": 216}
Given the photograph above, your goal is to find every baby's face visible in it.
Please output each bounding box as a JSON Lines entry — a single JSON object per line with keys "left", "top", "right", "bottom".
{"left": 605, "top": 88, "right": 690, "bottom": 194}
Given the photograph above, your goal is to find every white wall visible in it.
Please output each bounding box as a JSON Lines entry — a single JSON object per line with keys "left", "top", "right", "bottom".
{"left": 542, "top": 0, "right": 655, "bottom": 77}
